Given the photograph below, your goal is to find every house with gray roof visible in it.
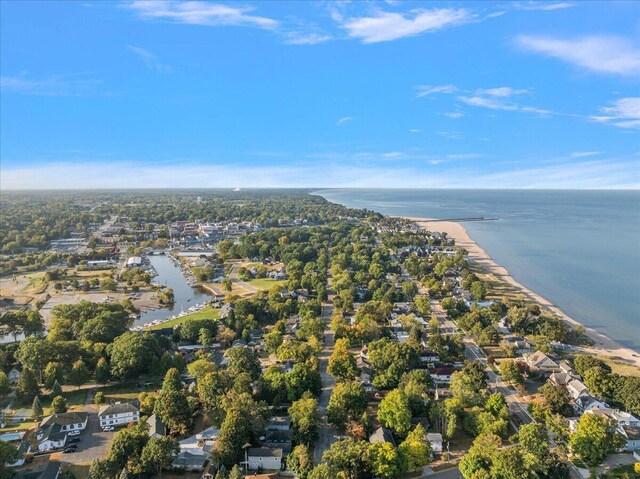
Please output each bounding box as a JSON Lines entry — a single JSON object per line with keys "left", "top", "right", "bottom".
{"left": 98, "top": 402, "right": 140, "bottom": 428}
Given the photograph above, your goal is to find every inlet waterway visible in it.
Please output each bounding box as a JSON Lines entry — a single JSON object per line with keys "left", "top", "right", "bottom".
{"left": 136, "top": 254, "right": 211, "bottom": 326}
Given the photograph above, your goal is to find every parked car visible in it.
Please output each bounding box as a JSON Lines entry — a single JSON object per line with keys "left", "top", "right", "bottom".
{"left": 102, "top": 426, "right": 114, "bottom": 432}
{"left": 67, "top": 438, "right": 80, "bottom": 444}
{"left": 68, "top": 430, "right": 81, "bottom": 437}
{"left": 63, "top": 446, "right": 77, "bottom": 453}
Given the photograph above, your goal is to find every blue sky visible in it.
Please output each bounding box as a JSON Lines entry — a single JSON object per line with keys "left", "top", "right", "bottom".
{"left": 1, "top": 0, "right": 639, "bottom": 189}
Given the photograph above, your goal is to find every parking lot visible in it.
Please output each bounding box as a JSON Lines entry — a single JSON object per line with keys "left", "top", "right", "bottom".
{"left": 63, "top": 413, "right": 113, "bottom": 463}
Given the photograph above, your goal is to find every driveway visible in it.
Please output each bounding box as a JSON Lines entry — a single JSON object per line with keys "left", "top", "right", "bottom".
{"left": 63, "top": 412, "right": 114, "bottom": 464}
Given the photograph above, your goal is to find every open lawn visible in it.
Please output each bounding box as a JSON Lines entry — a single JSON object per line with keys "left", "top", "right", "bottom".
{"left": 246, "top": 278, "right": 287, "bottom": 290}
{"left": 41, "top": 388, "right": 88, "bottom": 414}
{"left": 599, "top": 356, "right": 640, "bottom": 377}
{"left": 147, "top": 305, "right": 221, "bottom": 330}
{"left": 98, "top": 382, "right": 160, "bottom": 403}
{"left": 602, "top": 464, "right": 638, "bottom": 478}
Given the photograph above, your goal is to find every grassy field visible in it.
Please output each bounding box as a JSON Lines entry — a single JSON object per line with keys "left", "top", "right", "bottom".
{"left": 246, "top": 278, "right": 287, "bottom": 290}
{"left": 99, "top": 382, "right": 160, "bottom": 403}
{"left": 147, "top": 305, "right": 221, "bottom": 330}
{"left": 599, "top": 356, "right": 640, "bottom": 377}
{"left": 602, "top": 464, "right": 638, "bottom": 478}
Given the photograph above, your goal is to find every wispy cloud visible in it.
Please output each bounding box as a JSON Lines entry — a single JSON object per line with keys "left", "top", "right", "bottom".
{"left": 445, "top": 112, "right": 464, "bottom": 119}
{"left": 2, "top": 157, "right": 637, "bottom": 189}
{"left": 447, "top": 153, "right": 483, "bottom": 159}
{"left": 283, "top": 31, "right": 332, "bottom": 45}
{"left": 409, "top": 129, "right": 422, "bottom": 133}
{"left": 125, "top": 0, "right": 278, "bottom": 29}
{"left": 0, "top": 74, "right": 101, "bottom": 96}
{"left": 590, "top": 97, "right": 640, "bottom": 129}
{"left": 458, "top": 86, "right": 551, "bottom": 114}
{"left": 514, "top": 2, "right": 576, "bottom": 11}
{"left": 126, "top": 46, "right": 172, "bottom": 73}
{"left": 336, "top": 116, "right": 354, "bottom": 126}
{"left": 415, "top": 84, "right": 459, "bottom": 98}
{"left": 337, "top": 8, "right": 471, "bottom": 44}
{"left": 568, "top": 151, "right": 602, "bottom": 159}
{"left": 516, "top": 35, "right": 640, "bottom": 76}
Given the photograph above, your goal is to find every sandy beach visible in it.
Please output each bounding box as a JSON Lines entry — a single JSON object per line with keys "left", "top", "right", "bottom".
{"left": 403, "top": 216, "right": 640, "bottom": 369}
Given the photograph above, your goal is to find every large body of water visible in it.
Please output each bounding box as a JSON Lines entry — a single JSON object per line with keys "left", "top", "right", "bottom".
{"left": 137, "top": 255, "right": 211, "bottom": 326}
{"left": 314, "top": 189, "right": 640, "bottom": 351}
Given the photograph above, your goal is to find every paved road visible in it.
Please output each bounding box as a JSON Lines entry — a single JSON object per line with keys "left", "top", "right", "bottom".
{"left": 313, "top": 300, "right": 337, "bottom": 464}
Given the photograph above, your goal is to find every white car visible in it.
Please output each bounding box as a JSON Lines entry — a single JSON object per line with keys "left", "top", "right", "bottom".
{"left": 102, "top": 426, "right": 114, "bottom": 432}
{"left": 67, "top": 430, "right": 81, "bottom": 437}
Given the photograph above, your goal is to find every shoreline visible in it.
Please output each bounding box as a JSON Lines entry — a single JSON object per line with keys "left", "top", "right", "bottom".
{"left": 401, "top": 215, "right": 640, "bottom": 368}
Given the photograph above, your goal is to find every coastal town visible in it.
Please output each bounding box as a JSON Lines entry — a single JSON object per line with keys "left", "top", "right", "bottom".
{"left": 1, "top": 190, "right": 639, "bottom": 479}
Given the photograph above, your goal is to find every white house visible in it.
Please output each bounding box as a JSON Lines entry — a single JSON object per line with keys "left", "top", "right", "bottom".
{"left": 126, "top": 256, "right": 143, "bottom": 268}
{"left": 620, "top": 426, "right": 640, "bottom": 451}
{"left": 98, "top": 402, "right": 140, "bottom": 428}
{"left": 40, "top": 412, "right": 88, "bottom": 433}
{"left": 427, "top": 432, "right": 443, "bottom": 453}
{"left": 246, "top": 447, "right": 282, "bottom": 471}
{"left": 35, "top": 424, "right": 67, "bottom": 452}
{"left": 566, "top": 379, "right": 590, "bottom": 400}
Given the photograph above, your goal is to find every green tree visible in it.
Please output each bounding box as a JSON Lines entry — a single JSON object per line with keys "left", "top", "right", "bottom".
{"left": 50, "top": 380, "right": 63, "bottom": 399}
{"left": 368, "top": 441, "right": 404, "bottom": 479}
{"left": 286, "top": 363, "right": 322, "bottom": 402}
{"left": 108, "top": 333, "right": 160, "bottom": 379}
{"left": 570, "top": 413, "right": 625, "bottom": 466}
{"left": 490, "top": 446, "right": 529, "bottom": 479}
{"left": 224, "top": 346, "right": 261, "bottom": 379}
{"left": 0, "top": 441, "right": 18, "bottom": 479}
{"left": 499, "top": 360, "right": 524, "bottom": 385}
{"left": 16, "top": 367, "right": 39, "bottom": 404}
{"left": 95, "top": 357, "right": 111, "bottom": 384}
{"left": 322, "top": 438, "right": 371, "bottom": 479}
{"left": 328, "top": 338, "right": 358, "bottom": 381}
{"left": 161, "top": 368, "right": 182, "bottom": 392}
{"left": 94, "top": 391, "right": 105, "bottom": 404}
{"left": 187, "top": 359, "right": 216, "bottom": 379}
{"left": 68, "top": 359, "right": 90, "bottom": 388}
{"left": 399, "top": 424, "right": 432, "bottom": 472}
{"left": 51, "top": 395, "right": 68, "bottom": 413}
{"left": 377, "top": 389, "right": 412, "bottom": 437}
{"left": 264, "top": 329, "right": 283, "bottom": 354}
{"left": 539, "top": 383, "right": 571, "bottom": 415}
{"left": 43, "top": 362, "right": 64, "bottom": 390}
{"left": 450, "top": 361, "right": 487, "bottom": 407}
{"left": 228, "top": 465, "right": 243, "bottom": 479}
{"left": 288, "top": 444, "right": 314, "bottom": 479}
{"left": 0, "top": 373, "right": 10, "bottom": 398}
{"left": 140, "top": 436, "right": 179, "bottom": 477}
{"left": 289, "top": 393, "right": 320, "bottom": 444}
{"left": 327, "top": 381, "right": 367, "bottom": 428}
{"left": 31, "top": 396, "right": 44, "bottom": 418}
{"left": 154, "top": 389, "right": 191, "bottom": 435}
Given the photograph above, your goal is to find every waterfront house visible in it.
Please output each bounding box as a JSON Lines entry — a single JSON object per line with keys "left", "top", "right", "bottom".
{"left": 246, "top": 447, "right": 283, "bottom": 471}
{"left": 566, "top": 379, "right": 590, "bottom": 400}
{"left": 523, "top": 350, "right": 559, "bottom": 373}
{"left": 572, "top": 395, "right": 608, "bottom": 414}
{"left": 98, "top": 402, "right": 140, "bottom": 428}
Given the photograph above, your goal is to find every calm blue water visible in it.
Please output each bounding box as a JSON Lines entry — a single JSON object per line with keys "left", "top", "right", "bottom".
{"left": 313, "top": 189, "right": 640, "bottom": 351}
{"left": 137, "top": 254, "right": 211, "bottom": 325}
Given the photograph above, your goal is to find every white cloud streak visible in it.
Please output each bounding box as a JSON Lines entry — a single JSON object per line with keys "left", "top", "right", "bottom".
{"left": 126, "top": 46, "right": 172, "bottom": 73}
{"left": 516, "top": 35, "right": 640, "bottom": 76}
{"left": 515, "top": 2, "right": 576, "bottom": 11}
{"left": 2, "top": 158, "right": 637, "bottom": 189}
{"left": 0, "top": 74, "right": 100, "bottom": 96}
{"left": 338, "top": 8, "right": 471, "bottom": 43}
{"left": 125, "top": 0, "right": 278, "bottom": 29}
{"left": 336, "top": 116, "right": 354, "bottom": 126}
{"left": 590, "top": 97, "right": 640, "bottom": 129}
{"left": 415, "top": 84, "right": 459, "bottom": 98}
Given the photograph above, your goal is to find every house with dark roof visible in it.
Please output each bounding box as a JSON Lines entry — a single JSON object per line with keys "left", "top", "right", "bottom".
{"left": 98, "top": 402, "right": 140, "bottom": 428}
{"left": 14, "top": 460, "right": 61, "bottom": 479}
{"left": 146, "top": 414, "right": 166, "bottom": 439}
{"left": 262, "top": 429, "right": 293, "bottom": 454}
{"left": 172, "top": 451, "right": 207, "bottom": 471}
{"left": 369, "top": 426, "right": 396, "bottom": 446}
{"left": 40, "top": 412, "right": 88, "bottom": 433}
{"left": 620, "top": 425, "right": 640, "bottom": 451}
{"left": 35, "top": 423, "right": 67, "bottom": 452}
